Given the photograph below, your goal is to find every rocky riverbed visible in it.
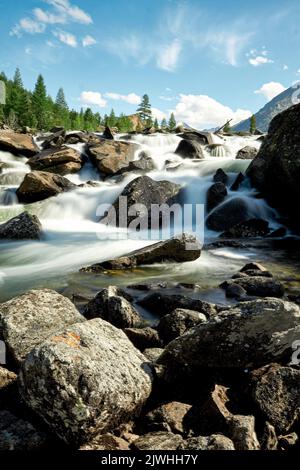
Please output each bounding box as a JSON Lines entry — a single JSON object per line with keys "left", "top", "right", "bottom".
{"left": 0, "top": 105, "right": 300, "bottom": 451}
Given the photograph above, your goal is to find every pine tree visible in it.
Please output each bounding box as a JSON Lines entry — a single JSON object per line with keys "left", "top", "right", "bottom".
{"left": 54, "top": 87, "right": 69, "bottom": 128}
{"left": 168, "top": 112, "right": 176, "bottom": 130}
{"left": 250, "top": 115, "right": 256, "bottom": 134}
{"left": 161, "top": 118, "right": 167, "bottom": 129}
{"left": 32, "top": 74, "right": 48, "bottom": 130}
{"left": 154, "top": 118, "right": 159, "bottom": 130}
{"left": 137, "top": 94, "right": 152, "bottom": 126}
{"left": 13, "top": 68, "right": 23, "bottom": 88}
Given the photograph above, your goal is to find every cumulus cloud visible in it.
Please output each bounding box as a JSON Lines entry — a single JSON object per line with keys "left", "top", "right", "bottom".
{"left": 10, "top": 18, "right": 46, "bottom": 36}
{"left": 172, "top": 94, "right": 252, "bottom": 130}
{"left": 53, "top": 30, "right": 77, "bottom": 47}
{"left": 79, "top": 91, "right": 107, "bottom": 108}
{"left": 105, "top": 93, "right": 141, "bottom": 105}
{"left": 255, "top": 82, "right": 287, "bottom": 101}
{"left": 82, "top": 35, "right": 97, "bottom": 47}
{"left": 156, "top": 39, "right": 182, "bottom": 72}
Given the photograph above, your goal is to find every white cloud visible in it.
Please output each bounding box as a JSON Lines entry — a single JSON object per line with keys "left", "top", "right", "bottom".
{"left": 53, "top": 30, "right": 77, "bottom": 47}
{"left": 10, "top": 18, "right": 45, "bottom": 36}
{"left": 172, "top": 94, "right": 252, "bottom": 130}
{"left": 152, "top": 107, "right": 167, "bottom": 121}
{"left": 283, "top": 64, "right": 289, "bottom": 70}
{"left": 255, "top": 82, "right": 287, "bottom": 101}
{"left": 105, "top": 93, "right": 141, "bottom": 105}
{"left": 156, "top": 39, "right": 182, "bottom": 72}
{"left": 25, "top": 47, "right": 32, "bottom": 55}
{"left": 45, "top": 0, "right": 92, "bottom": 24}
{"left": 249, "top": 55, "right": 274, "bottom": 66}
{"left": 79, "top": 91, "right": 107, "bottom": 108}
{"left": 33, "top": 7, "right": 65, "bottom": 24}
{"left": 82, "top": 35, "right": 97, "bottom": 47}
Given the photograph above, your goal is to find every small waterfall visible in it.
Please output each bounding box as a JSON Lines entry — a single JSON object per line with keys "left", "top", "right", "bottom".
{"left": 0, "top": 188, "right": 18, "bottom": 206}
{"left": 209, "top": 144, "right": 227, "bottom": 157}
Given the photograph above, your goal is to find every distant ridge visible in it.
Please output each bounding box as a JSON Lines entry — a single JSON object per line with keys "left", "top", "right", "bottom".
{"left": 233, "top": 85, "right": 297, "bottom": 133}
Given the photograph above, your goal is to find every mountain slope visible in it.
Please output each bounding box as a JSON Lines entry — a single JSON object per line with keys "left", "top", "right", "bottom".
{"left": 233, "top": 86, "right": 296, "bottom": 133}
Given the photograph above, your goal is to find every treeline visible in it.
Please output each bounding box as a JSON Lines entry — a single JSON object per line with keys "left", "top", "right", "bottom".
{"left": 0, "top": 68, "right": 134, "bottom": 132}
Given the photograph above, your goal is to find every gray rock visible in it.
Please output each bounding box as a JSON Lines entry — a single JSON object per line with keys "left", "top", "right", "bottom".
{"left": 181, "top": 434, "right": 235, "bottom": 450}
{"left": 124, "top": 327, "right": 162, "bottom": 351}
{"left": 175, "top": 139, "right": 204, "bottom": 159}
{"left": 139, "top": 292, "right": 217, "bottom": 318}
{"left": 19, "top": 319, "right": 153, "bottom": 446}
{"left": 206, "top": 198, "right": 251, "bottom": 232}
{"left": 84, "top": 286, "right": 141, "bottom": 329}
{"left": 143, "top": 348, "right": 165, "bottom": 363}
{"left": 229, "top": 415, "right": 260, "bottom": 450}
{"left": 158, "top": 309, "right": 207, "bottom": 344}
{"left": 0, "top": 212, "right": 42, "bottom": 240}
{"left": 0, "top": 410, "right": 48, "bottom": 450}
{"left": 236, "top": 146, "right": 258, "bottom": 160}
{"left": 16, "top": 171, "right": 76, "bottom": 203}
{"left": 220, "top": 276, "right": 284, "bottom": 298}
{"left": 79, "top": 434, "right": 130, "bottom": 450}
{"left": 132, "top": 431, "right": 183, "bottom": 450}
{"left": 0, "top": 289, "right": 85, "bottom": 364}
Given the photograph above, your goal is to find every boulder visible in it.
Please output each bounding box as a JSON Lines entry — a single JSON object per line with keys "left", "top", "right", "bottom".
{"left": 158, "top": 299, "right": 300, "bottom": 373}
{"left": 181, "top": 435, "right": 235, "bottom": 450}
{"left": 83, "top": 286, "right": 141, "bottom": 329}
{"left": 124, "top": 327, "right": 162, "bottom": 351}
{"left": 247, "top": 104, "right": 300, "bottom": 227}
{"left": 0, "top": 131, "right": 38, "bottom": 157}
{"left": 157, "top": 309, "right": 207, "bottom": 344}
{"left": 88, "top": 138, "right": 138, "bottom": 175}
{"left": 120, "top": 153, "right": 155, "bottom": 174}
{"left": 214, "top": 168, "right": 228, "bottom": 185}
{"left": 144, "top": 402, "right": 192, "bottom": 434}
{"left": 220, "top": 276, "right": 284, "bottom": 298}
{"left": 207, "top": 182, "right": 227, "bottom": 212}
{"left": 175, "top": 139, "right": 204, "bottom": 159}
{"left": 223, "top": 283, "right": 247, "bottom": 299}
{"left": 81, "top": 234, "right": 201, "bottom": 272}
{"left": 143, "top": 348, "right": 165, "bottom": 363}
{"left": 0, "top": 410, "right": 49, "bottom": 450}
{"left": 16, "top": 171, "right": 76, "bottom": 203}
{"left": 236, "top": 146, "right": 258, "bottom": 160}
{"left": 19, "top": 319, "right": 153, "bottom": 445}
{"left": 0, "top": 212, "right": 42, "bottom": 240}
{"left": 139, "top": 292, "right": 217, "bottom": 318}
{"left": 132, "top": 431, "right": 183, "bottom": 450}
{"left": 41, "top": 129, "right": 66, "bottom": 150}
{"left": 228, "top": 415, "right": 260, "bottom": 450}
{"left": 230, "top": 172, "right": 245, "bottom": 191}
{"left": 101, "top": 175, "right": 182, "bottom": 227}
{"left": 28, "top": 146, "right": 83, "bottom": 175}
{"left": 206, "top": 198, "right": 251, "bottom": 232}
{"left": 0, "top": 289, "right": 85, "bottom": 365}
{"left": 220, "top": 218, "right": 270, "bottom": 238}
{"left": 250, "top": 364, "right": 300, "bottom": 433}
{"left": 102, "top": 126, "right": 114, "bottom": 140}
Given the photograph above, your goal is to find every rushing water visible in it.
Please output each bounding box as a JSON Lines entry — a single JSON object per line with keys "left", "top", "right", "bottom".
{"left": 0, "top": 133, "right": 298, "bottom": 303}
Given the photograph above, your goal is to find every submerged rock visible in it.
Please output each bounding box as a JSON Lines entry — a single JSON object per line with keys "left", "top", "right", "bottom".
{"left": 0, "top": 130, "right": 38, "bottom": 157}
{"left": 207, "top": 182, "right": 228, "bottom": 212}
{"left": 19, "top": 319, "right": 153, "bottom": 446}
{"left": 0, "top": 212, "right": 42, "bottom": 240}
{"left": 213, "top": 168, "right": 228, "bottom": 185}
{"left": 220, "top": 276, "right": 284, "bottom": 298}
{"left": 206, "top": 198, "right": 251, "bottom": 232}
{"left": 28, "top": 146, "right": 83, "bottom": 175}
{"left": 16, "top": 171, "right": 76, "bottom": 203}
{"left": 0, "top": 289, "right": 84, "bottom": 365}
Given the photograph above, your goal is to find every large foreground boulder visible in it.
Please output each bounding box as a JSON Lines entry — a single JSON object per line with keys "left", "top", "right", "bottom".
{"left": 0, "top": 212, "right": 42, "bottom": 240}
{"left": 158, "top": 299, "right": 300, "bottom": 376}
{"left": 175, "top": 139, "right": 204, "bottom": 159}
{"left": 28, "top": 146, "right": 83, "bottom": 175}
{"left": 16, "top": 171, "right": 76, "bottom": 203}
{"left": 88, "top": 138, "right": 138, "bottom": 175}
{"left": 19, "top": 319, "right": 153, "bottom": 446}
{"left": 247, "top": 104, "right": 300, "bottom": 227}
{"left": 81, "top": 234, "right": 201, "bottom": 272}
{"left": 0, "top": 289, "right": 85, "bottom": 364}
{"left": 0, "top": 131, "right": 38, "bottom": 157}
{"left": 101, "top": 176, "right": 182, "bottom": 228}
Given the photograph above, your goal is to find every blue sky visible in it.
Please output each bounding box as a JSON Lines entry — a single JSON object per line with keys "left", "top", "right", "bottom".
{"left": 1, "top": 0, "right": 300, "bottom": 128}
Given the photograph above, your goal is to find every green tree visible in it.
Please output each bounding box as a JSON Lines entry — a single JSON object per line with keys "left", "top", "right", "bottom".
{"left": 54, "top": 87, "right": 69, "bottom": 128}
{"left": 137, "top": 94, "right": 152, "bottom": 126}
{"left": 154, "top": 118, "right": 159, "bottom": 130}
{"left": 13, "top": 68, "right": 23, "bottom": 88}
{"left": 168, "top": 112, "right": 176, "bottom": 130}
{"left": 250, "top": 115, "right": 256, "bottom": 134}
{"left": 32, "top": 74, "right": 48, "bottom": 130}
{"left": 161, "top": 118, "right": 167, "bottom": 129}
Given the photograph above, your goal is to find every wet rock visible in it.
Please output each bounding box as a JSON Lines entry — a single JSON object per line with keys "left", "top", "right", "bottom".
{"left": 132, "top": 431, "right": 183, "bottom": 450}
{"left": 157, "top": 309, "right": 207, "bottom": 344}
{"left": 28, "top": 146, "right": 83, "bottom": 175}
{"left": 0, "top": 289, "right": 85, "bottom": 365}
{"left": 124, "top": 327, "right": 162, "bottom": 351}
{"left": 230, "top": 172, "right": 245, "bottom": 191}
{"left": 79, "top": 434, "right": 130, "bottom": 450}
{"left": 139, "top": 292, "right": 217, "bottom": 318}
{"left": 120, "top": 153, "right": 155, "bottom": 174}
{"left": 0, "top": 130, "right": 38, "bottom": 157}
{"left": 88, "top": 138, "right": 137, "bottom": 175}
{"left": 181, "top": 435, "right": 235, "bottom": 450}
{"left": 84, "top": 286, "right": 141, "bottom": 329}
{"left": 19, "top": 319, "right": 153, "bottom": 446}
{"left": 207, "top": 182, "right": 228, "bottom": 212}
{"left": 220, "top": 276, "right": 284, "bottom": 298}
{"left": 206, "top": 198, "right": 250, "bottom": 232}
{"left": 224, "top": 283, "right": 247, "bottom": 299}
{"left": 143, "top": 348, "right": 164, "bottom": 363}
{"left": 41, "top": 129, "right": 66, "bottom": 150}
{"left": 175, "top": 139, "right": 204, "bottom": 159}
{"left": 0, "top": 212, "right": 42, "bottom": 240}
{"left": 16, "top": 171, "right": 76, "bottom": 203}
{"left": 228, "top": 415, "right": 260, "bottom": 450}
{"left": 144, "top": 402, "right": 192, "bottom": 434}
{"left": 0, "top": 410, "right": 49, "bottom": 450}
{"left": 240, "top": 262, "right": 267, "bottom": 273}
{"left": 158, "top": 299, "right": 300, "bottom": 373}
{"left": 236, "top": 146, "right": 258, "bottom": 160}
{"left": 250, "top": 364, "right": 300, "bottom": 433}
{"left": 220, "top": 218, "right": 270, "bottom": 238}
{"left": 102, "top": 126, "right": 114, "bottom": 140}
{"left": 260, "top": 422, "right": 278, "bottom": 450}
{"left": 214, "top": 168, "right": 228, "bottom": 185}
